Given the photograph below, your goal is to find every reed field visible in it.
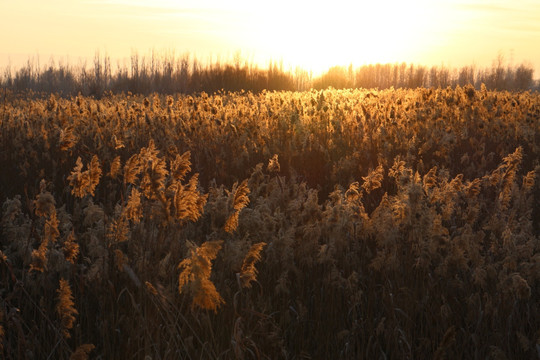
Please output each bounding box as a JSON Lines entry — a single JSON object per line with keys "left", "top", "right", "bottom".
{"left": 0, "top": 85, "right": 539, "bottom": 359}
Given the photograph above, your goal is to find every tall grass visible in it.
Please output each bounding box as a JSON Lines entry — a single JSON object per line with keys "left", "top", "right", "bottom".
{"left": 0, "top": 86, "right": 538, "bottom": 359}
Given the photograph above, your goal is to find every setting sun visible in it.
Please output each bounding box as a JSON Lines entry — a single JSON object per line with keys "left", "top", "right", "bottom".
{"left": 244, "top": 0, "right": 441, "bottom": 72}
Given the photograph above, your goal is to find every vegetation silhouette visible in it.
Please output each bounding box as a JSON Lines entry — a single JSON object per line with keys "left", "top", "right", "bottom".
{"left": 1, "top": 52, "right": 537, "bottom": 97}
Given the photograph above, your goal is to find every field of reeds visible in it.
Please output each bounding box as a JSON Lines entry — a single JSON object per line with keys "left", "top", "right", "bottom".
{"left": 0, "top": 85, "right": 539, "bottom": 359}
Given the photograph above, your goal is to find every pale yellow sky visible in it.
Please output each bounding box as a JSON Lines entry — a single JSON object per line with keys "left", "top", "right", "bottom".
{"left": 1, "top": 0, "right": 539, "bottom": 76}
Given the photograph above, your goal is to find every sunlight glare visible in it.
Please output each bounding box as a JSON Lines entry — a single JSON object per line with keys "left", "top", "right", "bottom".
{"left": 242, "top": 0, "right": 439, "bottom": 74}
{"left": 115, "top": 0, "right": 443, "bottom": 74}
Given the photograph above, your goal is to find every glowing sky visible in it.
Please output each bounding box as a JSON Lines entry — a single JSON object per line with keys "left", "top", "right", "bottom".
{"left": 1, "top": 0, "right": 539, "bottom": 76}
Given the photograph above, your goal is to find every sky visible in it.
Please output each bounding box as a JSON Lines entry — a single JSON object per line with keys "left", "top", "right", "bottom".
{"left": 1, "top": 0, "right": 539, "bottom": 76}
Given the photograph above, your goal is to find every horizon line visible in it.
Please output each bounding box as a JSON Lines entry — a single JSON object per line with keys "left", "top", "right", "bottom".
{"left": 1, "top": 50, "right": 538, "bottom": 80}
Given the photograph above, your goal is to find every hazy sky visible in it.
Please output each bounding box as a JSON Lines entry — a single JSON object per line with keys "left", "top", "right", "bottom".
{"left": 1, "top": 0, "right": 539, "bottom": 75}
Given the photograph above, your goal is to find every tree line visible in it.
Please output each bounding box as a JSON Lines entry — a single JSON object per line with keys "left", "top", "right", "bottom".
{"left": 1, "top": 52, "right": 537, "bottom": 96}
{"left": 314, "top": 57, "right": 536, "bottom": 91}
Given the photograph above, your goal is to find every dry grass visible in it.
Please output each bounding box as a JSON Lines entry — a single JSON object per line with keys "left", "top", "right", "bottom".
{"left": 0, "top": 86, "right": 538, "bottom": 359}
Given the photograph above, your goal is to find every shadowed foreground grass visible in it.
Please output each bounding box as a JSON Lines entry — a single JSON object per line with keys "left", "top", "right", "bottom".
{"left": 0, "top": 86, "right": 539, "bottom": 359}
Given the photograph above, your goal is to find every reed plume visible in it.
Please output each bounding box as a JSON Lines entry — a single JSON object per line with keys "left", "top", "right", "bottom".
{"left": 123, "top": 187, "right": 143, "bottom": 223}
{"left": 225, "top": 179, "right": 250, "bottom": 233}
{"left": 123, "top": 154, "right": 141, "bottom": 185}
{"left": 178, "top": 240, "right": 224, "bottom": 312}
{"left": 495, "top": 147, "right": 523, "bottom": 210}
{"left": 63, "top": 230, "right": 79, "bottom": 264}
{"left": 171, "top": 151, "right": 192, "bottom": 181}
{"left": 59, "top": 126, "right": 76, "bottom": 151}
{"left": 68, "top": 155, "right": 102, "bottom": 198}
{"left": 173, "top": 173, "right": 208, "bottom": 222}
{"left": 56, "top": 278, "right": 78, "bottom": 338}
{"left": 522, "top": 169, "right": 535, "bottom": 191}
{"left": 44, "top": 212, "right": 60, "bottom": 243}
{"left": 30, "top": 242, "right": 48, "bottom": 272}
{"left": 238, "top": 242, "right": 266, "bottom": 288}
{"left": 34, "top": 191, "right": 55, "bottom": 218}
{"left": 109, "top": 155, "right": 121, "bottom": 179}
{"left": 107, "top": 215, "right": 129, "bottom": 243}
{"left": 267, "top": 154, "right": 280, "bottom": 173}
{"left": 30, "top": 188, "right": 59, "bottom": 272}
{"left": 140, "top": 157, "right": 168, "bottom": 200}
{"left": 362, "top": 164, "right": 384, "bottom": 194}
{"left": 465, "top": 178, "right": 482, "bottom": 197}
{"left": 423, "top": 166, "right": 438, "bottom": 191}
{"left": 345, "top": 181, "right": 361, "bottom": 202}
{"left": 112, "top": 134, "right": 125, "bottom": 150}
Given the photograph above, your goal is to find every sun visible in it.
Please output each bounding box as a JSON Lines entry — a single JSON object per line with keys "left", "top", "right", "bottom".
{"left": 241, "top": 0, "right": 441, "bottom": 74}
{"left": 42, "top": 0, "right": 448, "bottom": 75}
